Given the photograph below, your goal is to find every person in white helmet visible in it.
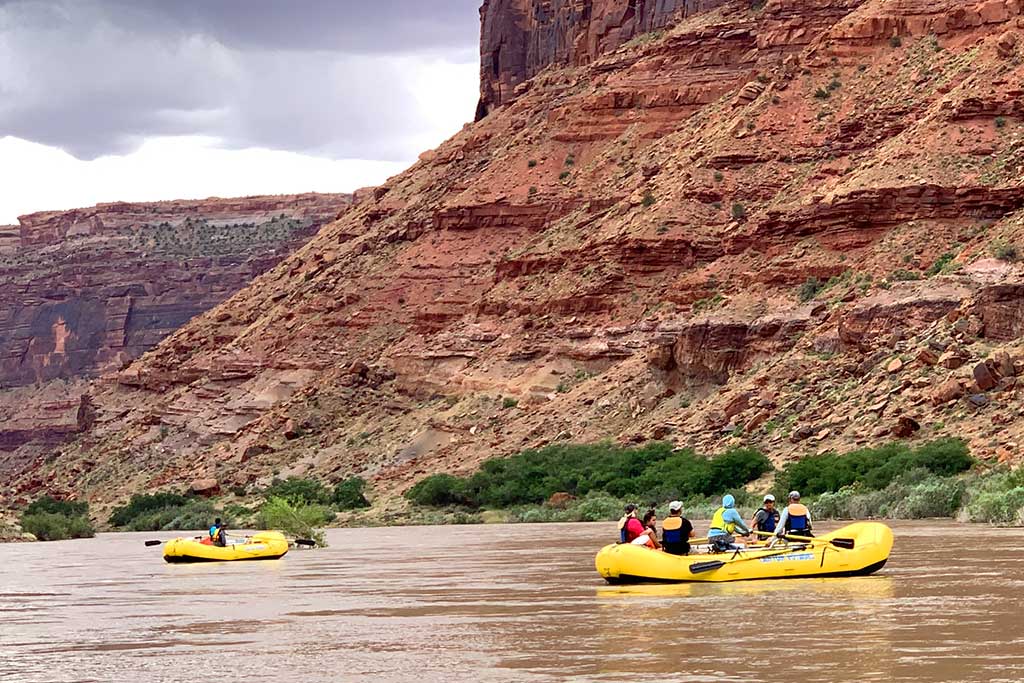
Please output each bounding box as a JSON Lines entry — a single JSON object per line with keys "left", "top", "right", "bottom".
{"left": 750, "top": 494, "right": 780, "bottom": 537}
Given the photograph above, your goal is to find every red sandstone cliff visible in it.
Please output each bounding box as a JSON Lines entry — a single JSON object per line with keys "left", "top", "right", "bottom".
{"left": 0, "top": 193, "right": 351, "bottom": 456}
{"left": 7, "top": 0, "right": 1024, "bottom": 508}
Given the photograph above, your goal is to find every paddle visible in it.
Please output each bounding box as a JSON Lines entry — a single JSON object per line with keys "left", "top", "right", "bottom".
{"left": 751, "top": 530, "right": 855, "bottom": 550}
{"left": 689, "top": 544, "right": 809, "bottom": 574}
{"left": 144, "top": 535, "right": 203, "bottom": 547}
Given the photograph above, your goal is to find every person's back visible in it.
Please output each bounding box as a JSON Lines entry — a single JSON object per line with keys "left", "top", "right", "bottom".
{"left": 708, "top": 494, "right": 750, "bottom": 552}
{"left": 209, "top": 518, "right": 226, "bottom": 547}
{"left": 777, "top": 491, "right": 813, "bottom": 538}
{"left": 661, "top": 501, "right": 693, "bottom": 556}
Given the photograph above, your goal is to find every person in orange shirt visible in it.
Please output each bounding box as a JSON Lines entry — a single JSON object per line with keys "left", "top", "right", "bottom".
{"left": 775, "top": 491, "right": 813, "bottom": 538}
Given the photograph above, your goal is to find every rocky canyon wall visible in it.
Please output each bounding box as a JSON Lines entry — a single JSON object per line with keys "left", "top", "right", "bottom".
{"left": 0, "top": 193, "right": 352, "bottom": 455}
{"left": 6, "top": 0, "right": 1024, "bottom": 509}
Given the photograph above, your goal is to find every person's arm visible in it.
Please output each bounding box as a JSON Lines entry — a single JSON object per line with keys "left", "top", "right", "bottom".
{"left": 726, "top": 509, "right": 751, "bottom": 535}
{"left": 648, "top": 529, "right": 661, "bottom": 549}
{"left": 775, "top": 509, "right": 789, "bottom": 536}
{"left": 806, "top": 508, "right": 813, "bottom": 530}
{"left": 687, "top": 521, "right": 696, "bottom": 539}
{"left": 749, "top": 510, "right": 762, "bottom": 532}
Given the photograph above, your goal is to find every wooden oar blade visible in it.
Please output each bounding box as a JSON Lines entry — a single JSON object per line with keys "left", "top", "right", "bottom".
{"left": 144, "top": 540, "right": 162, "bottom": 547}
{"left": 689, "top": 560, "right": 725, "bottom": 574}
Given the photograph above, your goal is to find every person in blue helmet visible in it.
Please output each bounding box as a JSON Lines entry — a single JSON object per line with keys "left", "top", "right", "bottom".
{"left": 209, "top": 517, "right": 226, "bottom": 547}
{"left": 707, "top": 494, "right": 751, "bottom": 553}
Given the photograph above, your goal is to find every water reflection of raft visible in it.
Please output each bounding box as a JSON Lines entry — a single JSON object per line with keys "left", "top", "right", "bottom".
{"left": 163, "top": 531, "right": 289, "bottom": 563}
{"left": 595, "top": 522, "right": 893, "bottom": 584}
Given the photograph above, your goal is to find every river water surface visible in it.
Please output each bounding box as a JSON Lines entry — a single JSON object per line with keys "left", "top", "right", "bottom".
{"left": 1, "top": 521, "right": 1022, "bottom": 682}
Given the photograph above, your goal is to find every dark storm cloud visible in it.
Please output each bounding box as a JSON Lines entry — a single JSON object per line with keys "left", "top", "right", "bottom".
{"left": 0, "top": 0, "right": 482, "bottom": 159}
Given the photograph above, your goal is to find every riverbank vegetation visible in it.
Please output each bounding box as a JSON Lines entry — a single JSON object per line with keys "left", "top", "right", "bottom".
{"left": 98, "top": 476, "right": 369, "bottom": 537}
{"left": 19, "top": 496, "right": 95, "bottom": 541}
{"left": 401, "top": 438, "right": 1023, "bottom": 526}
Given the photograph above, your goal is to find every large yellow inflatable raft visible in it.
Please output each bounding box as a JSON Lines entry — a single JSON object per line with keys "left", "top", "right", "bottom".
{"left": 595, "top": 522, "right": 893, "bottom": 583}
{"left": 163, "top": 531, "right": 289, "bottom": 563}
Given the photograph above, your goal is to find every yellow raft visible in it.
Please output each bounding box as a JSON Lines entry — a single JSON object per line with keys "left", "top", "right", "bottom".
{"left": 595, "top": 522, "right": 893, "bottom": 583}
{"left": 163, "top": 531, "right": 289, "bottom": 563}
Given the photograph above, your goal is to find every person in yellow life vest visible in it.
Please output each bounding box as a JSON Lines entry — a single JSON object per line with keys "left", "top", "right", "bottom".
{"left": 775, "top": 490, "right": 813, "bottom": 538}
{"left": 707, "top": 494, "right": 751, "bottom": 553}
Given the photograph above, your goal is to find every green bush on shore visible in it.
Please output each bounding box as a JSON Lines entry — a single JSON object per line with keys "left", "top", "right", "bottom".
{"left": 20, "top": 496, "right": 94, "bottom": 541}
{"left": 333, "top": 477, "right": 371, "bottom": 510}
{"left": 108, "top": 492, "right": 192, "bottom": 527}
{"left": 776, "top": 438, "right": 972, "bottom": 498}
{"left": 257, "top": 497, "right": 330, "bottom": 547}
{"left": 405, "top": 442, "right": 772, "bottom": 510}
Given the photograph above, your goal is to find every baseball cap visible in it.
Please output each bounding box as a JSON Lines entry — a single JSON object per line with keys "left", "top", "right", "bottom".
{"left": 788, "top": 490, "right": 801, "bottom": 500}
{"left": 763, "top": 494, "right": 775, "bottom": 502}
{"left": 668, "top": 500, "right": 683, "bottom": 512}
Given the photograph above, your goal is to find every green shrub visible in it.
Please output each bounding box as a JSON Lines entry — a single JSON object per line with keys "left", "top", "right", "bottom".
{"left": 995, "top": 117, "right": 1007, "bottom": 129}
{"left": 409, "top": 442, "right": 771, "bottom": 510}
{"left": 258, "top": 497, "right": 330, "bottom": 547}
{"left": 641, "top": 191, "right": 656, "bottom": 208}
{"left": 333, "top": 477, "right": 370, "bottom": 510}
{"left": 890, "top": 36, "right": 902, "bottom": 48}
{"left": 263, "top": 477, "right": 331, "bottom": 506}
{"left": 126, "top": 500, "right": 222, "bottom": 531}
{"left": 20, "top": 512, "right": 95, "bottom": 541}
{"left": 889, "top": 268, "right": 921, "bottom": 282}
{"left": 814, "top": 88, "right": 830, "bottom": 99}
{"left": 20, "top": 496, "right": 95, "bottom": 541}
{"left": 964, "top": 487, "right": 1024, "bottom": 524}
{"left": 559, "top": 170, "right": 571, "bottom": 180}
{"left": 502, "top": 397, "right": 519, "bottom": 409}
{"left": 777, "top": 438, "right": 972, "bottom": 498}
{"left": 405, "top": 474, "right": 468, "bottom": 506}
{"left": 991, "top": 240, "right": 1020, "bottom": 262}
{"left": 731, "top": 202, "right": 747, "bottom": 220}
{"left": 926, "top": 252, "right": 955, "bottom": 277}
{"left": 24, "top": 496, "right": 88, "bottom": 518}
{"left": 108, "top": 492, "right": 191, "bottom": 527}
{"left": 798, "top": 276, "right": 824, "bottom": 302}
{"left": 527, "top": 159, "right": 538, "bottom": 168}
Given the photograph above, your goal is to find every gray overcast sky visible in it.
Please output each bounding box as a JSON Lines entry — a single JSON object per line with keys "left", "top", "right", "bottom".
{"left": 0, "top": 0, "right": 482, "bottom": 221}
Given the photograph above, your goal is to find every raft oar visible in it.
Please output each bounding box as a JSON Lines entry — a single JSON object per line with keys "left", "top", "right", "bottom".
{"left": 689, "top": 544, "right": 810, "bottom": 574}
{"left": 752, "top": 530, "right": 855, "bottom": 550}
{"left": 293, "top": 538, "right": 317, "bottom": 547}
{"left": 145, "top": 535, "right": 204, "bottom": 547}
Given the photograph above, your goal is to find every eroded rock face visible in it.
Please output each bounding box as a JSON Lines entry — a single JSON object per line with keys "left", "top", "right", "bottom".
{"left": 8, "top": 0, "right": 1024, "bottom": 507}
{"left": 477, "top": 0, "right": 731, "bottom": 117}
{"left": 0, "top": 194, "right": 351, "bottom": 387}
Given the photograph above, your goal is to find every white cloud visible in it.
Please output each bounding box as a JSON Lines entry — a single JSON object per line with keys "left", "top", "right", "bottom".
{"left": 0, "top": 136, "right": 410, "bottom": 223}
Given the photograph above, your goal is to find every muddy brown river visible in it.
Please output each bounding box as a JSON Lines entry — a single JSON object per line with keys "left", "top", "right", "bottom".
{"left": 1, "top": 521, "right": 1022, "bottom": 682}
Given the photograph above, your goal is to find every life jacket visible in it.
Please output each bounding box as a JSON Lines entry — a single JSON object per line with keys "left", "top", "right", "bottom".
{"left": 618, "top": 515, "right": 637, "bottom": 543}
{"left": 710, "top": 506, "right": 736, "bottom": 535}
{"left": 784, "top": 503, "right": 810, "bottom": 532}
{"left": 209, "top": 524, "right": 220, "bottom": 540}
{"left": 756, "top": 507, "right": 779, "bottom": 533}
{"left": 662, "top": 515, "right": 687, "bottom": 544}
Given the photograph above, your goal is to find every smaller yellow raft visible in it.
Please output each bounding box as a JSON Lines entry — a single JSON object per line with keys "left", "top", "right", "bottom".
{"left": 595, "top": 522, "right": 893, "bottom": 583}
{"left": 163, "top": 531, "right": 289, "bottom": 563}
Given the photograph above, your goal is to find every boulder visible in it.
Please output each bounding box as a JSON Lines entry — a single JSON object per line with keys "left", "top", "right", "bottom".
{"left": 968, "top": 394, "right": 990, "bottom": 408}
{"left": 973, "top": 362, "right": 998, "bottom": 391}
{"left": 938, "top": 350, "right": 969, "bottom": 369}
{"left": 886, "top": 357, "right": 904, "bottom": 373}
{"left": 993, "top": 351, "right": 1016, "bottom": 378}
{"left": 931, "top": 379, "right": 964, "bottom": 405}
{"left": 190, "top": 478, "right": 221, "bottom": 497}
{"left": 546, "top": 492, "right": 575, "bottom": 509}
{"left": 916, "top": 347, "right": 939, "bottom": 365}
{"left": 893, "top": 416, "right": 920, "bottom": 438}
{"left": 723, "top": 392, "right": 751, "bottom": 419}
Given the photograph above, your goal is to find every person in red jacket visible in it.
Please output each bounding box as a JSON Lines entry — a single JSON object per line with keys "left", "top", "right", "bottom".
{"left": 617, "top": 504, "right": 645, "bottom": 543}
